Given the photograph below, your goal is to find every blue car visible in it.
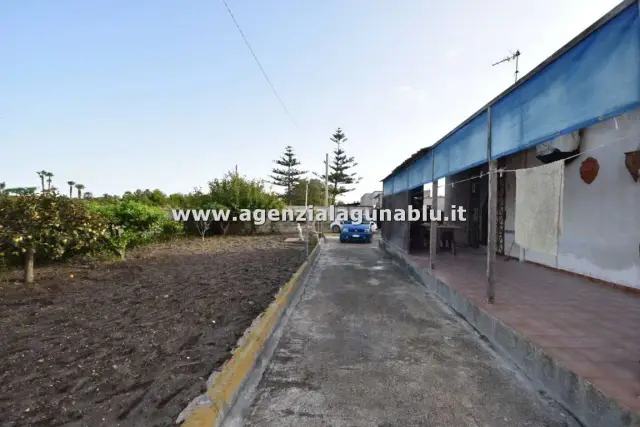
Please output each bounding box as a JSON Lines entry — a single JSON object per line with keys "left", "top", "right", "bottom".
{"left": 339, "top": 222, "right": 373, "bottom": 243}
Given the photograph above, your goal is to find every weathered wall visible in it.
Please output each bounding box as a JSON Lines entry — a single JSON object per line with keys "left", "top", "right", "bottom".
{"left": 360, "top": 191, "right": 382, "bottom": 207}
{"left": 381, "top": 191, "right": 410, "bottom": 253}
{"left": 504, "top": 108, "right": 640, "bottom": 289}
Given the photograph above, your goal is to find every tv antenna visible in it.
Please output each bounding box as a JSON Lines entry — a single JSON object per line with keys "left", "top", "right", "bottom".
{"left": 492, "top": 50, "right": 521, "bottom": 83}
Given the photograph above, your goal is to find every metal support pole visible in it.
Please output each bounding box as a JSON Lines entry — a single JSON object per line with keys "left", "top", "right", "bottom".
{"left": 486, "top": 107, "right": 496, "bottom": 304}
{"left": 429, "top": 154, "right": 438, "bottom": 271}
{"left": 324, "top": 153, "right": 329, "bottom": 235}
{"left": 305, "top": 179, "right": 309, "bottom": 258}
{"left": 519, "top": 153, "right": 527, "bottom": 262}
{"left": 324, "top": 153, "right": 329, "bottom": 207}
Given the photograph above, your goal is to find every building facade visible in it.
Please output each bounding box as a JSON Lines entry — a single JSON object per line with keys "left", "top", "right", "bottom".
{"left": 380, "top": 0, "right": 640, "bottom": 290}
{"left": 360, "top": 191, "right": 382, "bottom": 207}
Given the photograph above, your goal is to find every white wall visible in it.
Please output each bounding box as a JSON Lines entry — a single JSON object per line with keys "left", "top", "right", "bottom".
{"left": 361, "top": 191, "right": 382, "bottom": 207}
{"left": 360, "top": 193, "right": 373, "bottom": 206}
{"left": 505, "top": 109, "right": 640, "bottom": 289}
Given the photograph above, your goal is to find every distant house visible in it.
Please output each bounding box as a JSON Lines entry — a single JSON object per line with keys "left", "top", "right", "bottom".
{"left": 360, "top": 191, "right": 382, "bottom": 207}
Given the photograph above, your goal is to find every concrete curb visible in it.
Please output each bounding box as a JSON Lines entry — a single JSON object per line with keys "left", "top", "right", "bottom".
{"left": 178, "top": 242, "right": 321, "bottom": 427}
{"left": 379, "top": 239, "right": 640, "bottom": 427}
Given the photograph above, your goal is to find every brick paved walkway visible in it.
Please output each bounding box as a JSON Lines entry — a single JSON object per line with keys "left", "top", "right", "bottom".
{"left": 409, "top": 250, "right": 640, "bottom": 413}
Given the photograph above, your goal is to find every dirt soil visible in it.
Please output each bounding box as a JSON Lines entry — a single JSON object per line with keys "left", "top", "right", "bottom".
{"left": 0, "top": 235, "right": 308, "bottom": 427}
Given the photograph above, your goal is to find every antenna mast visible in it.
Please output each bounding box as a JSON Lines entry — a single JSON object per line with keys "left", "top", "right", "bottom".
{"left": 492, "top": 50, "right": 521, "bottom": 83}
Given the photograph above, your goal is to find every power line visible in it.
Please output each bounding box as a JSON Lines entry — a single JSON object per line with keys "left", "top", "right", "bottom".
{"left": 221, "top": 0, "right": 298, "bottom": 128}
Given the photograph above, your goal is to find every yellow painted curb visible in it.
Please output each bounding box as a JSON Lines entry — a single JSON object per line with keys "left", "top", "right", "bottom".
{"left": 181, "top": 242, "right": 321, "bottom": 427}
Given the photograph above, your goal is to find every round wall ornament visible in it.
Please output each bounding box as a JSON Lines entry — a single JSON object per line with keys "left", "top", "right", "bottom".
{"left": 579, "top": 157, "right": 599, "bottom": 184}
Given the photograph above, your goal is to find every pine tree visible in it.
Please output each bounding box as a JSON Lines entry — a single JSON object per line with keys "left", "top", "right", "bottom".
{"left": 270, "top": 146, "right": 306, "bottom": 204}
{"left": 320, "top": 128, "right": 360, "bottom": 204}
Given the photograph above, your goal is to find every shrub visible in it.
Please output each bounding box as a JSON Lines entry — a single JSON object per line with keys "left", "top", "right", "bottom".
{"left": 0, "top": 192, "right": 110, "bottom": 283}
{"left": 88, "top": 200, "right": 169, "bottom": 232}
{"left": 87, "top": 200, "right": 184, "bottom": 258}
{"left": 158, "top": 218, "right": 184, "bottom": 238}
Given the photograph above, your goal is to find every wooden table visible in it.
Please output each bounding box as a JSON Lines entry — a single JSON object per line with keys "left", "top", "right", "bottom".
{"left": 420, "top": 223, "right": 462, "bottom": 255}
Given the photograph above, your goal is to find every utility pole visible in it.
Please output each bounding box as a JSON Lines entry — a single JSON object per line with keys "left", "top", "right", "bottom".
{"left": 492, "top": 50, "right": 521, "bottom": 84}
{"left": 304, "top": 178, "right": 309, "bottom": 258}
{"left": 324, "top": 153, "right": 329, "bottom": 208}
{"left": 312, "top": 153, "right": 331, "bottom": 238}
{"left": 324, "top": 153, "right": 329, "bottom": 236}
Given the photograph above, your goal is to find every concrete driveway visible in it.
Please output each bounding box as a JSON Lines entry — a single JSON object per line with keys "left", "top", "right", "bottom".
{"left": 230, "top": 238, "right": 580, "bottom": 427}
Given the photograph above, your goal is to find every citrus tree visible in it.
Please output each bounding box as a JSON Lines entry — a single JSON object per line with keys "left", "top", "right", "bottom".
{"left": 0, "top": 191, "right": 109, "bottom": 283}
{"left": 209, "top": 172, "right": 284, "bottom": 234}
{"left": 87, "top": 199, "right": 182, "bottom": 259}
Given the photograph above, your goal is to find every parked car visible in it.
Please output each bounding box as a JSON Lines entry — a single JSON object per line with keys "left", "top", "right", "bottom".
{"left": 330, "top": 219, "right": 377, "bottom": 233}
{"left": 339, "top": 222, "right": 373, "bottom": 243}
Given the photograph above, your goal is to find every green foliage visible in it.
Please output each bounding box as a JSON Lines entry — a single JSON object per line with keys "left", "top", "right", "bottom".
{"left": 88, "top": 199, "right": 168, "bottom": 232}
{"left": 289, "top": 179, "right": 325, "bottom": 206}
{"left": 66, "top": 181, "right": 76, "bottom": 198}
{"left": 121, "top": 189, "right": 169, "bottom": 207}
{"left": 209, "top": 172, "right": 284, "bottom": 214}
{"left": 104, "top": 229, "right": 134, "bottom": 260}
{"left": 74, "top": 183, "right": 85, "bottom": 198}
{"left": 3, "top": 187, "right": 38, "bottom": 196}
{"left": 205, "top": 172, "right": 284, "bottom": 234}
{"left": 159, "top": 219, "right": 184, "bottom": 237}
{"left": 86, "top": 200, "right": 183, "bottom": 259}
{"left": 97, "top": 189, "right": 188, "bottom": 208}
{"left": 1, "top": 163, "right": 303, "bottom": 278}
{"left": 318, "top": 128, "right": 360, "bottom": 204}
{"left": 0, "top": 191, "right": 110, "bottom": 281}
{"left": 270, "top": 146, "right": 306, "bottom": 203}
{"left": 167, "top": 193, "right": 189, "bottom": 207}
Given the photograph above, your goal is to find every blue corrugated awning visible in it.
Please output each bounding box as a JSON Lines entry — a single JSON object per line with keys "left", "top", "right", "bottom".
{"left": 382, "top": 0, "right": 639, "bottom": 197}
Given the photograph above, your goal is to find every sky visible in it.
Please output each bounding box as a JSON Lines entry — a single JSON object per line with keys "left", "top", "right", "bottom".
{"left": 0, "top": 0, "right": 622, "bottom": 201}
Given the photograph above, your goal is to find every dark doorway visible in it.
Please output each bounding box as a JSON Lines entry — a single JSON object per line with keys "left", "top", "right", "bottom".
{"left": 468, "top": 181, "right": 481, "bottom": 248}
{"left": 466, "top": 165, "right": 489, "bottom": 248}
{"left": 409, "top": 187, "right": 426, "bottom": 252}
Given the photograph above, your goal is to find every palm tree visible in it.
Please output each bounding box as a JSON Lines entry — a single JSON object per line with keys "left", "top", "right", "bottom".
{"left": 67, "top": 181, "right": 76, "bottom": 197}
{"left": 37, "top": 170, "right": 47, "bottom": 193}
{"left": 75, "top": 183, "right": 85, "bottom": 198}
{"left": 45, "top": 172, "right": 54, "bottom": 190}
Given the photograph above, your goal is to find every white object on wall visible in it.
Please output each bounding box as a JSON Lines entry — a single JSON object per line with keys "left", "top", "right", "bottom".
{"left": 536, "top": 131, "right": 580, "bottom": 158}
{"left": 515, "top": 161, "right": 565, "bottom": 257}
